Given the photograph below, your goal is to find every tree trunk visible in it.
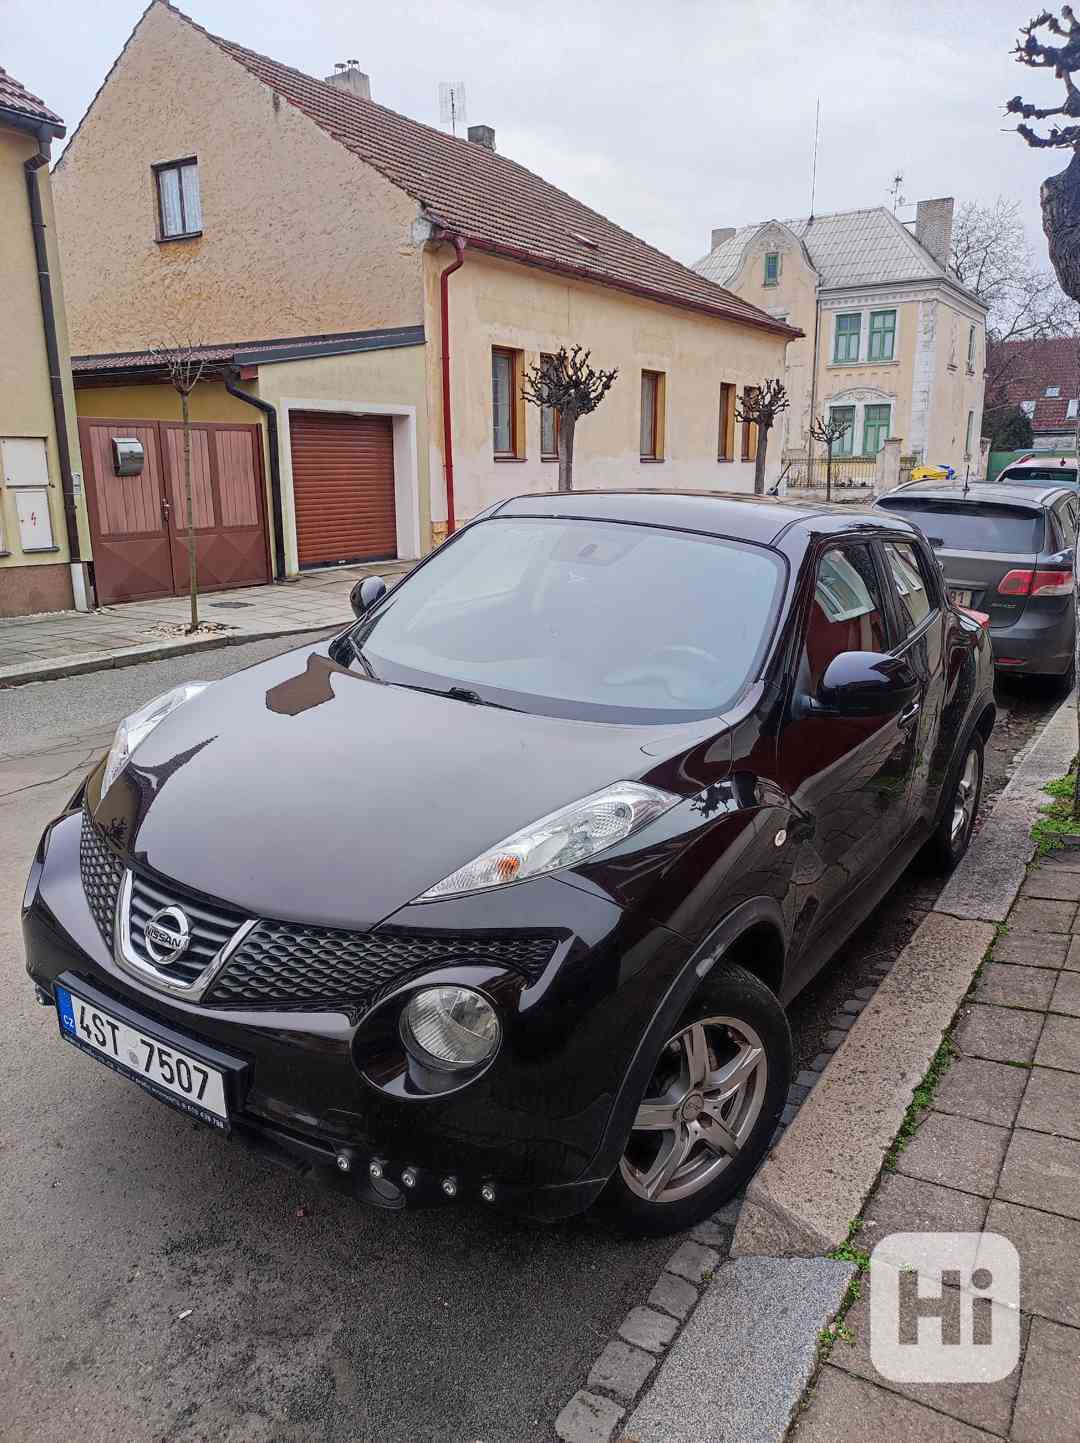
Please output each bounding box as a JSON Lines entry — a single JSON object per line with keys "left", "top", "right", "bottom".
{"left": 825, "top": 442, "right": 833, "bottom": 504}
{"left": 181, "top": 389, "right": 199, "bottom": 633}
{"left": 1042, "top": 150, "right": 1080, "bottom": 307}
{"left": 558, "top": 412, "right": 576, "bottom": 492}
{"left": 753, "top": 423, "right": 769, "bottom": 496}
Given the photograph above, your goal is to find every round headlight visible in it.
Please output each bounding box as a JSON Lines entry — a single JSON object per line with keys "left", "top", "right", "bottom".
{"left": 400, "top": 986, "right": 500, "bottom": 1072}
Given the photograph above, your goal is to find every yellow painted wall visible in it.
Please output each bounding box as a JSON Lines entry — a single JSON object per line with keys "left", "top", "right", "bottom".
{"left": 75, "top": 383, "right": 258, "bottom": 423}
{"left": 817, "top": 301, "right": 920, "bottom": 450}
{"left": 0, "top": 125, "right": 88, "bottom": 594}
{"left": 52, "top": 1, "right": 425, "bottom": 355}
{"left": 422, "top": 247, "right": 790, "bottom": 525}
{"left": 928, "top": 303, "right": 986, "bottom": 473}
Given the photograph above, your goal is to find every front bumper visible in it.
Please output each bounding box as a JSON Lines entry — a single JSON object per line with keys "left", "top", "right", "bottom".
{"left": 23, "top": 808, "right": 692, "bottom": 1220}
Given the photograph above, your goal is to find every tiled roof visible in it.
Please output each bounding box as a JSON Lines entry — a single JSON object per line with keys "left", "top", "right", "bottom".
{"left": 695, "top": 207, "right": 973, "bottom": 293}
{"left": 997, "top": 337, "right": 1080, "bottom": 432}
{"left": 0, "top": 64, "right": 63, "bottom": 131}
{"left": 160, "top": 5, "right": 796, "bottom": 340}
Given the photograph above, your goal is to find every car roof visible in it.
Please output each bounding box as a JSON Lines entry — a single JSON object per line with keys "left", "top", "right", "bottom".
{"left": 878, "top": 481, "right": 1071, "bottom": 508}
{"left": 489, "top": 488, "right": 919, "bottom": 545}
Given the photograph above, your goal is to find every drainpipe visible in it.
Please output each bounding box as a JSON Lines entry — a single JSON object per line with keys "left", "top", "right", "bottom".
{"left": 439, "top": 235, "right": 466, "bottom": 535}
{"left": 24, "top": 127, "right": 87, "bottom": 605}
{"left": 224, "top": 369, "right": 287, "bottom": 581}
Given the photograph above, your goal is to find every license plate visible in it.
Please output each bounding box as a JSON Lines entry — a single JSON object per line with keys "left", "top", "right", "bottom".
{"left": 55, "top": 983, "right": 230, "bottom": 1129}
{"left": 949, "top": 588, "right": 974, "bottom": 608}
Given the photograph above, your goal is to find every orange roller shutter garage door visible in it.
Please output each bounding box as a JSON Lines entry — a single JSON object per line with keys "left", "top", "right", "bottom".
{"left": 290, "top": 411, "right": 397, "bottom": 567}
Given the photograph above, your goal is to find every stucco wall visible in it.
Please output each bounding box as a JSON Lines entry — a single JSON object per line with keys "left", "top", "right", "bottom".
{"left": 927, "top": 302, "right": 985, "bottom": 473}
{"left": 53, "top": 1, "right": 425, "bottom": 354}
{"left": 423, "top": 248, "right": 790, "bottom": 525}
{"left": 816, "top": 300, "right": 920, "bottom": 456}
{"left": 0, "top": 125, "right": 86, "bottom": 604}
{"left": 75, "top": 382, "right": 259, "bottom": 424}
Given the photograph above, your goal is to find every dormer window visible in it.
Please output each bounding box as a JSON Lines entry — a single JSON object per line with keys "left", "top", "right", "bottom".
{"left": 154, "top": 157, "right": 202, "bottom": 240}
{"left": 763, "top": 252, "right": 780, "bottom": 286}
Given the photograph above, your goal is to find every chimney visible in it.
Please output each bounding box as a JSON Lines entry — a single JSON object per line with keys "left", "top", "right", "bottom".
{"left": 468, "top": 124, "right": 495, "bottom": 151}
{"left": 711, "top": 226, "right": 735, "bottom": 251}
{"left": 915, "top": 197, "right": 954, "bottom": 268}
{"left": 324, "top": 62, "right": 371, "bottom": 102}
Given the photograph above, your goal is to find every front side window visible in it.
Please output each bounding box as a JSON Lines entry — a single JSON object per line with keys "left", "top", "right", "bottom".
{"left": 834, "top": 313, "right": 861, "bottom": 363}
{"left": 803, "top": 544, "right": 888, "bottom": 693}
{"left": 155, "top": 158, "right": 201, "bottom": 238}
{"left": 863, "top": 404, "right": 891, "bottom": 455}
{"left": 539, "top": 353, "right": 559, "bottom": 460}
{"left": 764, "top": 251, "right": 780, "bottom": 286}
{"left": 868, "top": 310, "right": 896, "bottom": 362}
{"left": 640, "top": 371, "right": 664, "bottom": 460}
{"left": 492, "top": 348, "right": 519, "bottom": 457}
{"left": 828, "top": 405, "right": 855, "bottom": 456}
{"left": 353, "top": 517, "right": 786, "bottom": 722}
{"left": 883, "top": 541, "right": 933, "bottom": 635}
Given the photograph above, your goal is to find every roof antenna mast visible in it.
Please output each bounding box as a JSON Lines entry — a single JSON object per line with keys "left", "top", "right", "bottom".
{"left": 438, "top": 81, "right": 467, "bottom": 137}
{"left": 809, "top": 98, "right": 821, "bottom": 220}
{"left": 889, "top": 170, "right": 907, "bottom": 215}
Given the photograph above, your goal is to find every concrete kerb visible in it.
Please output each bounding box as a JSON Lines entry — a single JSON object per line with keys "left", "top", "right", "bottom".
{"left": 732, "top": 691, "right": 1078, "bottom": 1260}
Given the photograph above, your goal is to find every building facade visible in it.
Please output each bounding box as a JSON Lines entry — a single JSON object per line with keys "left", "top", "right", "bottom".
{"left": 53, "top": 1, "right": 796, "bottom": 605}
{"left": 0, "top": 66, "right": 90, "bottom": 616}
{"left": 694, "top": 202, "right": 987, "bottom": 480}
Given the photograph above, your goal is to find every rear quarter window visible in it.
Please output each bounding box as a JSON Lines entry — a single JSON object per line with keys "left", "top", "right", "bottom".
{"left": 877, "top": 500, "right": 1044, "bottom": 553}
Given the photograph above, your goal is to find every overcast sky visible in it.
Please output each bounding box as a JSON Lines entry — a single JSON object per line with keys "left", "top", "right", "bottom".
{"left": 4, "top": 0, "right": 1068, "bottom": 270}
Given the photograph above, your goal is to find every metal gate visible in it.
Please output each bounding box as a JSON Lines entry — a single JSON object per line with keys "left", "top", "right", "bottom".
{"left": 79, "top": 418, "right": 271, "bottom": 605}
{"left": 289, "top": 411, "right": 397, "bottom": 568}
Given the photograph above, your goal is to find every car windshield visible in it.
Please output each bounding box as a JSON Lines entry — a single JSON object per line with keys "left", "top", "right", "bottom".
{"left": 876, "top": 499, "right": 1044, "bottom": 553}
{"left": 352, "top": 516, "right": 786, "bottom": 723}
{"left": 998, "top": 467, "right": 1078, "bottom": 485}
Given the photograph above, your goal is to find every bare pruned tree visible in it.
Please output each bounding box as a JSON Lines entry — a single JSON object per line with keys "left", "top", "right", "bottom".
{"left": 150, "top": 338, "right": 207, "bottom": 632}
{"left": 808, "top": 413, "right": 852, "bottom": 503}
{"left": 735, "top": 379, "right": 789, "bottom": 496}
{"left": 521, "top": 345, "right": 617, "bottom": 491}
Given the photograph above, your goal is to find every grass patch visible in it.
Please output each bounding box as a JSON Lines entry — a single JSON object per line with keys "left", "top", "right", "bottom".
{"left": 1032, "top": 770, "right": 1080, "bottom": 853}
{"left": 882, "top": 1034, "right": 957, "bottom": 1169}
{"left": 817, "top": 1243, "right": 870, "bottom": 1359}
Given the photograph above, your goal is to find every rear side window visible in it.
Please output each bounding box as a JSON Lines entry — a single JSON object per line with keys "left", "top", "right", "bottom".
{"left": 877, "top": 500, "right": 1044, "bottom": 553}
{"left": 882, "top": 542, "right": 933, "bottom": 634}
{"left": 999, "top": 466, "right": 1078, "bottom": 484}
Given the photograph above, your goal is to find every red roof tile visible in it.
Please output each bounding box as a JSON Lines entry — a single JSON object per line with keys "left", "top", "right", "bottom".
{"left": 163, "top": 6, "right": 796, "bottom": 340}
{"left": 0, "top": 64, "right": 63, "bottom": 131}
{"left": 999, "top": 337, "right": 1080, "bottom": 431}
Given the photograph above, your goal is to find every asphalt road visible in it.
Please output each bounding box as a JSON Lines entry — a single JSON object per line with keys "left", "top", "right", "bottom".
{"left": 0, "top": 639, "right": 1061, "bottom": 1443}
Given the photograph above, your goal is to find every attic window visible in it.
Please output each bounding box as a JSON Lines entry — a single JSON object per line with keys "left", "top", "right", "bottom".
{"left": 569, "top": 231, "right": 600, "bottom": 250}
{"left": 154, "top": 157, "right": 202, "bottom": 240}
{"left": 1046, "top": 385, "right": 1061, "bottom": 397}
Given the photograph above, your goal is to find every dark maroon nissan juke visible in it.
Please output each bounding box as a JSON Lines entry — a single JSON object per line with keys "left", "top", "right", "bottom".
{"left": 23, "top": 490, "right": 994, "bottom": 1234}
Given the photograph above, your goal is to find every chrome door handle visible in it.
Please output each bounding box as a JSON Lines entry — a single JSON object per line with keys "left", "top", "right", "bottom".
{"left": 898, "top": 702, "right": 920, "bottom": 728}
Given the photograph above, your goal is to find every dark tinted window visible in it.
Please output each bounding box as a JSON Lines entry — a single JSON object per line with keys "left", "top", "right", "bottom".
{"left": 876, "top": 499, "right": 1044, "bottom": 553}
{"left": 883, "top": 541, "right": 934, "bottom": 633}
{"left": 355, "top": 517, "right": 786, "bottom": 722}
{"left": 998, "top": 466, "right": 1078, "bottom": 485}
{"left": 801, "top": 544, "right": 888, "bottom": 693}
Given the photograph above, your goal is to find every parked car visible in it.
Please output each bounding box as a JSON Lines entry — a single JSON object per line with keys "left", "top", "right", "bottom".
{"left": 996, "top": 454, "right": 1078, "bottom": 488}
{"left": 23, "top": 491, "right": 994, "bottom": 1235}
{"left": 876, "top": 480, "right": 1076, "bottom": 684}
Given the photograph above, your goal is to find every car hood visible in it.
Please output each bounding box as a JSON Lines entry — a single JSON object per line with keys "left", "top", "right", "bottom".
{"left": 90, "top": 644, "right": 729, "bottom": 930}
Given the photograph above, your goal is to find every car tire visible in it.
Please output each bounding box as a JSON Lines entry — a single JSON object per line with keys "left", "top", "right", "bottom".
{"left": 598, "top": 962, "right": 792, "bottom": 1237}
{"left": 920, "top": 730, "right": 984, "bottom": 873}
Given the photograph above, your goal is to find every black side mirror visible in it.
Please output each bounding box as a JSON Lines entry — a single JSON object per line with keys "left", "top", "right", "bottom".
{"left": 350, "top": 575, "right": 387, "bottom": 619}
{"left": 817, "top": 651, "right": 919, "bottom": 718}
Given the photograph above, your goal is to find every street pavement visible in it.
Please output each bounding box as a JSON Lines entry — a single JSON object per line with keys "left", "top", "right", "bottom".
{"left": 0, "top": 640, "right": 1063, "bottom": 1443}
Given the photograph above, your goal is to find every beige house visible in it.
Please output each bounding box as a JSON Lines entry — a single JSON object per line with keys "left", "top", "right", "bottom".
{"left": 0, "top": 66, "right": 90, "bottom": 617}
{"left": 694, "top": 202, "right": 987, "bottom": 483}
{"left": 52, "top": 1, "right": 796, "bottom": 606}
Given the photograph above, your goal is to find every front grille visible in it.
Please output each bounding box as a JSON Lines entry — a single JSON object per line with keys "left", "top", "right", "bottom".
{"left": 126, "top": 873, "right": 247, "bottom": 985}
{"left": 80, "top": 805, "right": 123, "bottom": 942}
{"left": 204, "top": 921, "right": 561, "bottom": 1009}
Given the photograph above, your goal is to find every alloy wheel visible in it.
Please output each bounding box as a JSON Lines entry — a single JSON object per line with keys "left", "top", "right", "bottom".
{"left": 619, "top": 1015, "right": 768, "bottom": 1203}
{"left": 950, "top": 747, "right": 980, "bottom": 846}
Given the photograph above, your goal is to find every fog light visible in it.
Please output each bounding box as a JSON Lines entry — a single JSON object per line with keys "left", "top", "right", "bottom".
{"left": 401, "top": 1167, "right": 418, "bottom": 1189}
{"left": 401, "top": 986, "right": 500, "bottom": 1072}
{"left": 369, "top": 1160, "right": 383, "bottom": 1180}
{"left": 442, "top": 1176, "right": 458, "bottom": 1198}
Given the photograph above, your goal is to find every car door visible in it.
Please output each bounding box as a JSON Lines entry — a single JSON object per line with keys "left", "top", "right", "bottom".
{"left": 777, "top": 540, "right": 919, "bottom": 948}
{"left": 878, "top": 536, "right": 947, "bottom": 835}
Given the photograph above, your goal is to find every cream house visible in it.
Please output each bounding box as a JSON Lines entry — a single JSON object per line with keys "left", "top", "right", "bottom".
{"left": 0, "top": 66, "right": 90, "bottom": 617}
{"left": 695, "top": 202, "right": 987, "bottom": 481}
{"left": 52, "top": 1, "right": 796, "bottom": 606}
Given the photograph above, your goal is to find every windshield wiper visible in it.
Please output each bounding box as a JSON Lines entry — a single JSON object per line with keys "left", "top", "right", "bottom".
{"left": 393, "top": 681, "right": 519, "bottom": 710}
{"left": 345, "top": 633, "right": 380, "bottom": 682}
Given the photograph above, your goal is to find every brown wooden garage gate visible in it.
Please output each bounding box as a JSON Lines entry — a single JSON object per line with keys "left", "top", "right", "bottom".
{"left": 289, "top": 411, "right": 397, "bottom": 568}
{"left": 79, "top": 418, "right": 271, "bottom": 606}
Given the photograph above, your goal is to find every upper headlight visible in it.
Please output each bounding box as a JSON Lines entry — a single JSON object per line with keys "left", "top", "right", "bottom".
{"left": 415, "top": 780, "right": 679, "bottom": 901}
{"left": 102, "top": 682, "right": 210, "bottom": 795}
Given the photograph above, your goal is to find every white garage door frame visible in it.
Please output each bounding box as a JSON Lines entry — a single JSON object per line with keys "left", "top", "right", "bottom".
{"left": 277, "top": 398, "right": 421, "bottom": 576}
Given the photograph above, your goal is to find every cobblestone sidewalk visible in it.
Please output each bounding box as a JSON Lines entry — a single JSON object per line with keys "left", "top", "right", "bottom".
{"left": 793, "top": 847, "right": 1080, "bottom": 1442}
{"left": 0, "top": 559, "right": 415, "bottom": 686}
